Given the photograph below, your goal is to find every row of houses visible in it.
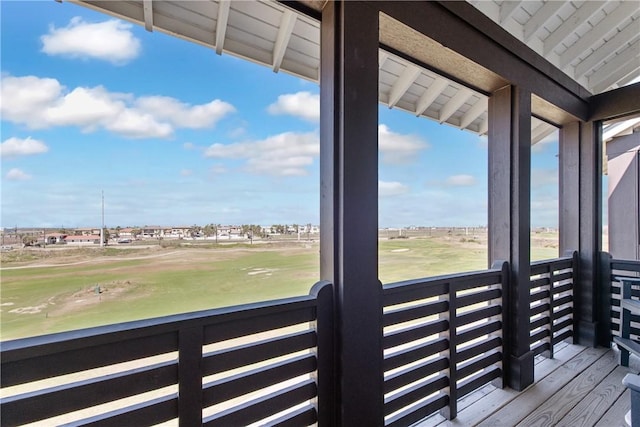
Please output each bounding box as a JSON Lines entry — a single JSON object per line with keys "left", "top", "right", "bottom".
{"left": 2, "top": 224, "right": 321, "bottom": 247}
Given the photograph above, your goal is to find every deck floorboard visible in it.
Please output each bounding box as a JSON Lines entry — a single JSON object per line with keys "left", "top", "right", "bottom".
{"left": 416, "top": 343, "right": 637, "bottom": 427}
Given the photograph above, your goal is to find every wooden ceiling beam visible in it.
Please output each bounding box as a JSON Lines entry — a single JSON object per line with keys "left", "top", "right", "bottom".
{"left": 387, "top": 64, "right": 421, "bottom": 108}
{"left": 142, "top": 0, "right": 153, "bottom": 32}
{"left": 215, "top": 0, "right": 231, "bottom": 55}
{"left": 415, "top": 78, "right": 448, "bottom": 116}
{"left": 273, "top": 10, "right": 297, "bottom": 72}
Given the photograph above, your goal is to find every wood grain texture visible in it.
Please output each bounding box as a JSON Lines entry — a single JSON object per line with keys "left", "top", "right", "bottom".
{"left": 514, "top": 350, "right": 617, "bottom": 427}
{"left": 476, "top": 347, "right": 607, "bottom": 427}
{"left": 418, "top": 342, "right": 586, "bottom": 427}
{"left": 557, "top": 365, "right": 630, "bottom": 427}
{"left": 594, "top": 388, "right": 631, "bottom": 427}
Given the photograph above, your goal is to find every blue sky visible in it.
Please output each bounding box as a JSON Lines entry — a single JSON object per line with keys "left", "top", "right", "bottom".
{"left": 1, "top": 1, "right": 560, "bottom": 229}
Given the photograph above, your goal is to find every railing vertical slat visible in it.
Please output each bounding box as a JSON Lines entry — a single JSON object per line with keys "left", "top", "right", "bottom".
{"left": 440, "top": 282, "right": 456, "bottom": 420}
{"left": 547, "top": 262, "right": 555, "bottom": 359}
{"left": 492, "top": 260, "right": 508, "bottom": 389}
{"left": 179, "top": 326, "right": 203, "bottom": 427}
{"left": 600, "top": 251, "right": 613, "bottom": 347}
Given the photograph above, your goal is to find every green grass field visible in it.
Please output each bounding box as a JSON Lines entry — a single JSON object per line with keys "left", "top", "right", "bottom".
{"left": 0, "top": 235, "right": 559, "bottom": 340}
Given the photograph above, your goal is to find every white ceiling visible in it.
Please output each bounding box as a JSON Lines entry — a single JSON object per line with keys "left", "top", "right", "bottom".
{"left": 72, "top": 0, "right": 639, "bottom": 142}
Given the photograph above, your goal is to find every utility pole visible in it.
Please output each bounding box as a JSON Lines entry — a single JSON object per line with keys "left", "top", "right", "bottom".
{"left": 100, "top": 190, "right": 105, "bottom": 247}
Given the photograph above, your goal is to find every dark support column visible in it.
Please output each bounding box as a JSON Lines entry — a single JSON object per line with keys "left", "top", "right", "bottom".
{"left": 578, "top": 121, "right": 603, "bottom": 346}
{"left": 560, "top": 121, "right": 603, "bottom": 347}
{"left": 320, "top": 2, "right": 383, "bottom": 426}
{"left": 559, "top": 122, "right": 580, "bottom": 253}
{"left": 488, "top": 85, "right": 534, "bottom": 391}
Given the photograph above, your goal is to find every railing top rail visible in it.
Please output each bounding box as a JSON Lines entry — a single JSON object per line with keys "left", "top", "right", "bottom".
{"left": 530, "top": 254, "right": 575, "bottom": 269}
{"left": 383, "top": 267, "right": 503, "bottom": 295}
{"left": 610, "top": 258, "right": 640, "bottom": 272}
{"left": 1, "top": 287, "right": 323, "bottom": 359}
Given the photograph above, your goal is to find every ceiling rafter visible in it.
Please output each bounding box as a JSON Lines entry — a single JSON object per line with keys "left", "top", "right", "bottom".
{"left": 459, "top": 97, "right": 487, "bottom": 129}
{"left": 439, "top": 88, "right": 472, "bottom": 123}
{"left": 523, "top": 1, "right": 566, "bottom": 43}
{"left": 499, "top": 1, "right": 521, "bottom": 24}
{"left": 543, "top": 1, "right": 605, "bottom": 56}
{"left": 215, "top": 0, "right": 231, "bottom": 55}
{"left": 272, "top": 10, "right": 297, "bottom": 72}
{"left": 590, "top": 43, "right": 640, "bottom": 93}
{"left": 142, "top": 0, "right": 153, "bottom": 32}
{"left": 559, "top": 2, "right": 639, "bottom": 69}
{"left": 574, "top": 23, "right": 640, "bottom": 79}
{"left": 415, "top": 78, "right": 448, "bottom": 116}
{"left": 387, "top": 64, "right": 421, "bottom": 108}
{"left": 531, "top": 122, "right": 556, "bottom": 145}
{"left": 379, "top": 51, "right": 389, "bottom": 69}
{"left": 478, "top": 119, "right": 488, "bottom": 135}
{"left": 603, "top": 117, "right": 640, "bottom": 141}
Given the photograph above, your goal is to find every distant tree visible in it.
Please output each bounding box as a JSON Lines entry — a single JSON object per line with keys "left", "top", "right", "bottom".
{"left": 189, "top": 224, "right": 201, "bottom": 238}
{"left": 203, "top": 224, "right": 217, "bottom": 238}
{"left": 131, "top": 228, "right": 142, "bottom": 239}
{"left": 102, "top": 228, "right": 110, "bottom": 243}
{"left": 22, "top": 235, "right": 37, "bottom": 246}
{"left": 115, "top": 226, "right": 121, "bottom": 238}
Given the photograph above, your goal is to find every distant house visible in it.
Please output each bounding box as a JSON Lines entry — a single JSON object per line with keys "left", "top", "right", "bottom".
{"left": 170, "top": 226, "right": 191, "bottom": 238}
{"left": 74, "top": 227, "right": 100, "bottom": 236}
{"left": 64, "top": 235, "right": 101, "bottom": 245}
{"left": 119, "top": 228, "right": 133, "bottom": 238}
{"left": 44, "top": 233, "right": 67, "bottom": 244}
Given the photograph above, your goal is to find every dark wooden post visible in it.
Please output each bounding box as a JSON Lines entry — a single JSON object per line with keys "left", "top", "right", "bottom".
{"left": 178, "top": 327, "right": 203, "bottom": 427}
{"left": 320, "top": 1, "right": 384, "bottom": 425}
{"left": 310, "top": 281, "right": 336, "bottom": 425}
{"left": 559, "top": 121, "right": 603, "bottom": 346}
{"left": 488, "top": 85, "right": 534, "bottom": 391}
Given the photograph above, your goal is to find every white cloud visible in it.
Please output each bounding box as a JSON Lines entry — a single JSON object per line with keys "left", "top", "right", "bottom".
{"left": 41, "top": 17, "right": 141, "bottom": 65}
{"left": 183, "top": 142, "right": 196, "bottom": 150}
{"left": 105, "top": 108, "right": 173, "bottom": 139}
{"left": 1, "top": 75, "right": 234, "bottom": 139}
{"left": 379, "top": 124, "right": 428, "bottom": 164}
{"left": 135, "top": 96, "right": 235, "bottom": 128}
{"left": 204, "top": 131, "right": 319, "bottom": 176}
{"left": 180, "top": 169, "right": 193, "bottom": 176}
{"left": 379, "top": 180, "right": 409, "bottom": 197}
{"left": 1, "top": 137, "right": 49, "bottom": 158}
{"left": 6, "top": 168, "right": 32, "bottom": 181}
{"left": 267, "top": 92, "right": 319, "bottom": 122}
{"left": 445, "top": 174, "right": 476, "bottom": 187}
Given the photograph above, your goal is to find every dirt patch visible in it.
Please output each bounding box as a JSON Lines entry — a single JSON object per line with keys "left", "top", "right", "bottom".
{"left": 7, "top": 280, "right": 146, "bottom": 318}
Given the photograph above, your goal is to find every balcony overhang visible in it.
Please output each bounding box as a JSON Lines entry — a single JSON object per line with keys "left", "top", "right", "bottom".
{"left": 69, "top": 0, "right": 639, "bottom": 143}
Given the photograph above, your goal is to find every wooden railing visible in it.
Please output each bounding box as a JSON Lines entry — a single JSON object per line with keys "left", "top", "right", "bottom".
{"left": 0, "top": 281, "right": 334, "bottom": 426}
{"left": 529, "top": 251, "right": 577, "bottom": 359}
{"left": 381, "top": 262, "right": 507, "bottom": 425}
{"left": 602, "top": 255, "right": 640, "bottom": 343}
{"left": 1, "top": 256, "right": 586, "bottom": 426}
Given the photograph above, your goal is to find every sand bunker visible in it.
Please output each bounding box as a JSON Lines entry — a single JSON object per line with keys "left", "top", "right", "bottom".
{"left": 247, "top": 268, "right": 275, "bottom": 276}
{"left": 10, "top": 304, "right": 48, "bottom": 314}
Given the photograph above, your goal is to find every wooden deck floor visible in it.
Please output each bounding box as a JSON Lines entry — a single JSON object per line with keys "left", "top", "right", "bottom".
{"left": 418, "top": 342, "right": 638, "bottom": 427}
